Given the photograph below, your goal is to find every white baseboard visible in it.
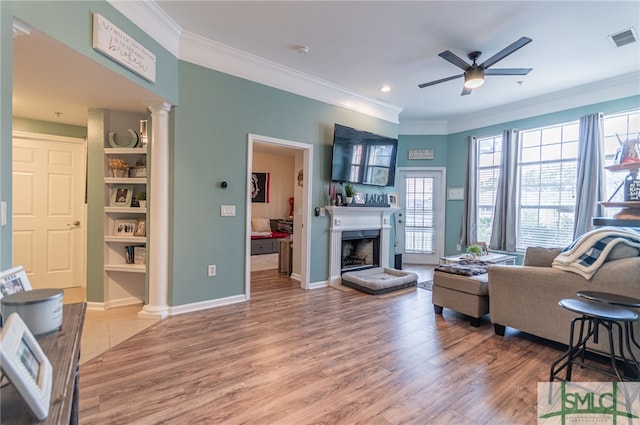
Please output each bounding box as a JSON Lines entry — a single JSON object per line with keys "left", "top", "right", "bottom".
{"left": 308, "top": 280, "right": 329, "bottom": 290}
{"left": 86, "top": 297, "right": 143, "bottom": 310}
{"left": 168, "top": 294, "right": 247, "bottom": 316}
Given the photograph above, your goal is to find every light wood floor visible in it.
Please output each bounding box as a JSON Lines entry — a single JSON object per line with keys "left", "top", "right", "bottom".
{"left": 79, "top": 269, "right": 604, "bottom": 424}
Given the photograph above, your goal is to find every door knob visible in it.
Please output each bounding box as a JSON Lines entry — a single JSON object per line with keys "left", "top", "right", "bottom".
{"left": 69, "top": 220, "right": 81, "bottom": 227}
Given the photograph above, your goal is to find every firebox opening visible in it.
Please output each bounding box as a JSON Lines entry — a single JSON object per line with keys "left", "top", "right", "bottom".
{"left": 341, "top": 229, "right": 380, "bottom": 273}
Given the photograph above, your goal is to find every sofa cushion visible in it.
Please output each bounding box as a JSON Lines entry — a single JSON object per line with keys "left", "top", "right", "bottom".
{"left": 523, "top": 247, "right": 562, "bottom": 267}
{"left": 607, "top": 243, "right": 640, "bottom": 261}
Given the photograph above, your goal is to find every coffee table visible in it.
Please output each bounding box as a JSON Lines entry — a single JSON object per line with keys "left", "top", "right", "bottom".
{"left": 439, "top": 252, "right": 517, "bottom": 265}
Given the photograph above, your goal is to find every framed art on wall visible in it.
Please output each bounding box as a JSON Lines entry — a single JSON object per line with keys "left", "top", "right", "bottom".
{"left": 251, "top": 172, "right": 270, "bottom": 203}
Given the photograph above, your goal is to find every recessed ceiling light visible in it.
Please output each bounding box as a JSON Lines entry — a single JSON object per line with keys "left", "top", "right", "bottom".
{"left": 297, "top": 45, "right": 309, "bottom": 54}
{"left": 380, "top": 85, "right": 391, "bottom": 92}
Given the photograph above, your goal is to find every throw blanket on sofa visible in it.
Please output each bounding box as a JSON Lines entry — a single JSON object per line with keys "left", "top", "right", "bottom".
{"left": 552, "top": 227, "right": 640, "bottom": 280}
{"left": 435, "top": 259, "right": 491, "bottom": 276}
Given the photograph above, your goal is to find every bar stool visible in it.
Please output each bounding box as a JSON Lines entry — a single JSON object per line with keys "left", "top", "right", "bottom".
{"left": 550, "top": 297, "right": 639, "bottom": 382}
{"left": 577, "top": 291, "right": 640, "bottom": 378}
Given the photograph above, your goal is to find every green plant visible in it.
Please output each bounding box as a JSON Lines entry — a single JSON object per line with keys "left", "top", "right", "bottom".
{"left": 344, "top": 182, "right": 356, "bottom": 197}
{"left": 136, "top": 192, "right": 146, "bottom": 201}
{"left": 466, "top": 244, "right": 482, "bottom": 256}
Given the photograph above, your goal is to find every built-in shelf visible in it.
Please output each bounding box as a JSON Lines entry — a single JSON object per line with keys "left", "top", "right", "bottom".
{"left": 104, "top": 264, "right": 146, "bottom": 273}
{"left": 104, "top": 177, "right": 146, "bottom": 184}
{"left": 104, "top": 207, "right": 147, "bottom": 214}
{"left": 104, "top": 236, "right": 147, "bottom": 243}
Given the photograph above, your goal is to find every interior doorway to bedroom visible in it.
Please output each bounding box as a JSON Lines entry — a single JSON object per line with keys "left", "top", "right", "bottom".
{"left": 246, "top": 134, "right": 312, "bottom": 299}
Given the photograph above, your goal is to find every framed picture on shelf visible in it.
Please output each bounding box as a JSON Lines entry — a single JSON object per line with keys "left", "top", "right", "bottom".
{"left": 110, "top": 185, "right": 133, "bottom": 207}
{"left": 387, "top": 192, "right": 399, "bottom": 207}
{"left": 354, "top": 193, "right": 365, "bottom": 204}
{"left": 134, "top": 218, "right": 146, "bottom": 237}
{"left": 114, "top": 219, "right": 137, "bottom": 236}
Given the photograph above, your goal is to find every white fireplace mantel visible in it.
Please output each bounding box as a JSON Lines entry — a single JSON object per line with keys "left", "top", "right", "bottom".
{"left": 326, "top": 206, "right": 399, "bottom": 286}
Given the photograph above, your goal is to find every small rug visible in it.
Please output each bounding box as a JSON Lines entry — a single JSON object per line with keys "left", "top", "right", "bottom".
{"left": 417, "top": 280, "right": 433, "bottom": 291}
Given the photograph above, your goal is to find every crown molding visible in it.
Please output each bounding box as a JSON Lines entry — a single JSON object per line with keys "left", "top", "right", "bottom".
{"left": 399, "top": 120, "right": 449, "bottom": 136}
{"left": 107, "top": 0, "right": 182, "bottom": 58}
{"left": 180, "top": 31, "right": 402, "bottom": 124}
{"left": 12, "top": 19, "right": 31, "bottom": 38}
{"left": 445, "top": 72, "right": 640, "bottom": 134}
{"left": 108, "top": 1, "right": 401, "bottom": 123}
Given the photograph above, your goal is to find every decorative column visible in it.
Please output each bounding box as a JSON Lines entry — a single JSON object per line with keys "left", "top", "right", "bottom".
{"left": 139, "top": 102, "right": 172, "bottom": 319}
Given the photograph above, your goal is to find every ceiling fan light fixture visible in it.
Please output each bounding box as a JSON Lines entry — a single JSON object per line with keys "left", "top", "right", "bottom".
{"left": 464, "top": 67, "right": 485, "bottom": 89}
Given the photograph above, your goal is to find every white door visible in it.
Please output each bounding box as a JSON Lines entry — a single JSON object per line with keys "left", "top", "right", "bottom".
{"left": 12, "top": 132, "right": 86, "bottom": 289}
{"left": 396, "top": 168, "right": 445, "bottom": 265}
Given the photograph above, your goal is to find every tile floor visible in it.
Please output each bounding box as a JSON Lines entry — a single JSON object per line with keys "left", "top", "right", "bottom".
{"left": 64, "top": 260, "right": 434, "bottom": 364}
{"left": 63, "top": 287, "right": 159, "bottom": 364}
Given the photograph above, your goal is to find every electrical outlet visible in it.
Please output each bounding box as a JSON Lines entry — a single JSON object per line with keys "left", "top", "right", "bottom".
{"left": 456, "top": 244, "right": 461, "bottom": 251}
{"left": 208, "top": 265, "right": 216, "bottom": 276}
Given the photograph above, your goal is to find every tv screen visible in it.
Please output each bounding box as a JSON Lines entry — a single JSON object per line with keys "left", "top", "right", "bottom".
{"left": 330, "top": 124, "right": 398, "bottom": 187}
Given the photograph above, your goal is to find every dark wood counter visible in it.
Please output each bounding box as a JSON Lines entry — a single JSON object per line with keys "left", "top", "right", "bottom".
{"left": 1, "top": 302, "right": 86, "bottom": 425}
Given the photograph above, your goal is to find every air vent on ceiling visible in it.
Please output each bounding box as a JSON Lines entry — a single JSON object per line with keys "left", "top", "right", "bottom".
{"left": 609, "top": 28, "right": 638, "bottom": 48}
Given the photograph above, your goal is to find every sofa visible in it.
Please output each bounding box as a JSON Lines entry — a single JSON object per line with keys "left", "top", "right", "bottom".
{"left": 489, "top": 246, "right": 640, "bottom": 354}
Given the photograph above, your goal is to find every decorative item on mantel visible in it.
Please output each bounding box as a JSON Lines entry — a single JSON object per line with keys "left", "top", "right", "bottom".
{"left": 108, "top": 158, "right": 129, "bottom": 178}
{"left": 343, "top": 182, "right": 355, "bottom": 205}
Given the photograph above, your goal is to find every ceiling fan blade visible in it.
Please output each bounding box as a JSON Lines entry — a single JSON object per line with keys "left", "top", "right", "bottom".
{"left": 479, "top": 37, "right": 532, "bottom": 69}
{"left": 418, "top": 74, "right": 463, "bottom": 88}
{"left": 485, "top": 68, "right": 533, "bottom": 76}
{"left": 438, "top": 50, "right": 471, "bottom": 71}
{"left": 461, "top": 87, "right": 473, "bottom": 96}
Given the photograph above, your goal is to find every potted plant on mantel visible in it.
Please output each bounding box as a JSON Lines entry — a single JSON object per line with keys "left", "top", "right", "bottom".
{"left": 344, "top": 182, "right": 356, "bottom": 205}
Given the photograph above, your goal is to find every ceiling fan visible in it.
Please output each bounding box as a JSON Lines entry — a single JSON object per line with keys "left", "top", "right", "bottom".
{"left": 418, "top": 37, "right": 533, "bottom": 96}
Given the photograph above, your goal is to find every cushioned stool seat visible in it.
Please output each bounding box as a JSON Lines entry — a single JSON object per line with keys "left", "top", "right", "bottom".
{"left": 341, "top": 267, "right": 418, "bottom": 295}
{"left": 432, "top": 271, "right": 489, "bottom": 327}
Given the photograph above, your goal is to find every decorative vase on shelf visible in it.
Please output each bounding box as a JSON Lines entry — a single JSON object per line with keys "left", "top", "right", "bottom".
{"left": 112, "top": 168, "right": 128, "bottom": 178}
{"left": 346, "top": 197, "right": 353, "bottom": 205}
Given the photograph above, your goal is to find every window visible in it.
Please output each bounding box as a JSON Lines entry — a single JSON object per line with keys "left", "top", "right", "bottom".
{"left": 516, "top": 123, "right": 579, "bottom": 250}
{"left": 477, "top": 136, "right": 502, "bottom": 243}
{"left": 603, "top": 111, "right": 640, "bottom": 206}
{"left": 476, "top": 110, "right": 639, "bottom": 252}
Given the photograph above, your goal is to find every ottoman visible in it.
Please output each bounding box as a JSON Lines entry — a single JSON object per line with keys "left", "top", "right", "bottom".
{"left": 341, "top": 267, "right": 418, "bottom": 295}
{"left": 432, "top": 271, "right": 489, "bottom": 327}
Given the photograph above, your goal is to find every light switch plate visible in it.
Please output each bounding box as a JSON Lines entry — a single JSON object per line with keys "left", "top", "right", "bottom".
{"left": 221, "top": 205, "right": 236, "bottom": 216}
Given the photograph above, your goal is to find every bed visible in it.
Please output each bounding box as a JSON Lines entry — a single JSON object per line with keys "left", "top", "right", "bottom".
{"left": 251, "top": 218, "right": 292, "bottom": 255}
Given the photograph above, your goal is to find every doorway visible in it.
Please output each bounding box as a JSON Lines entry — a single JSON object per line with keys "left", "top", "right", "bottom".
{"left": 246, "top": 134, "right": 312, "bottom": 298}
{"left": 12, "top": 131, "right": 86, "bottom": 288}
{"left": 396, "top": 168, "right": 446, "bottom": 265}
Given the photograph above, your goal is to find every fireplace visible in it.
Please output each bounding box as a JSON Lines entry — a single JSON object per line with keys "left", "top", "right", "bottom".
{"left": 326, "top": 206, "right": 399, "bottom": 286}
{"left": 341, "top": 230, "right": 380, "bottom": 272}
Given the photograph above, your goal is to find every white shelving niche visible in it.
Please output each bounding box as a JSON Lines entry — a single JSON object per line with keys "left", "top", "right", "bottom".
{"left": 103, "top": 125, "right": 149, "bottom": 308}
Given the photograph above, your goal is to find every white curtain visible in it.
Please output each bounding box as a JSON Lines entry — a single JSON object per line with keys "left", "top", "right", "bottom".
{"left": 459, "top": 136, "right": 477, "bottom": 246}
{"left": 489, "top": 129, "right": 520, "bottom": 251}
{"left": 574, "top": 113, "right": 605, "bottom": 238}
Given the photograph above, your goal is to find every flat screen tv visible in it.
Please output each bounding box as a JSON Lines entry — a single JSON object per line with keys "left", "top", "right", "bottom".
{"left": 330, "top": 124, "right": 398, "bottom": 187}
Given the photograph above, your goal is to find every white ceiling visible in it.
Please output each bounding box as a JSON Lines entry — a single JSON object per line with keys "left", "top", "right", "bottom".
{"left": 12, "top": 1, "right": 640, "bottom": 130}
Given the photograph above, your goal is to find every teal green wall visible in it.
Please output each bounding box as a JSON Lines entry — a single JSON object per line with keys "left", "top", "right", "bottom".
{"left": 0, "top": 1, "right": 12, "bottom": 269}
{"left": 171, "top": 61, "right": 397, "bottom": 305}
{"left": 397, "top": 135, "right": 448, "bottom": 168}
{"left": 12, "top": 1, "right": 179, "bottom": 105}
{"left": 12, "top": 117, "right": 87, "bottom": 139}
{"left": 441, "top": 95, "right": 640, "bottom": 256}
